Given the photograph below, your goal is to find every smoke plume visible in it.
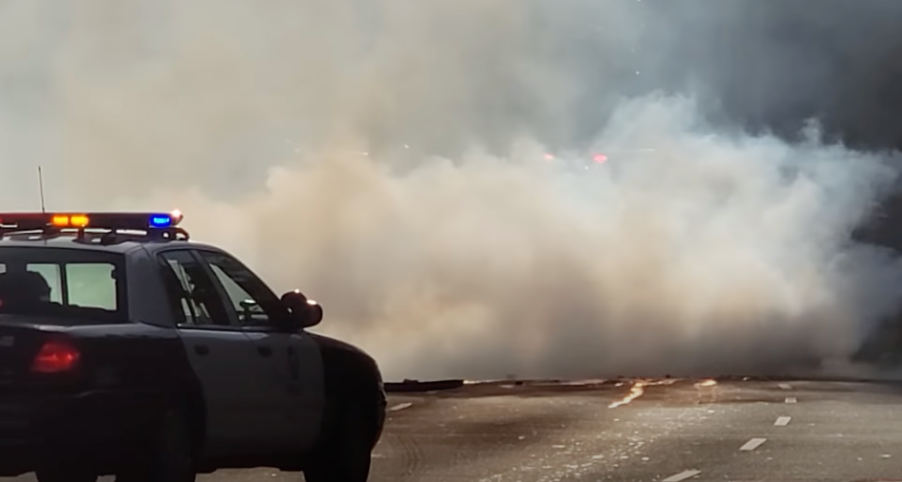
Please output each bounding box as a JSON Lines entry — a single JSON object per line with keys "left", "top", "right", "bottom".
{"left": 2, "top": 0, "right": 902, "bottom": 380}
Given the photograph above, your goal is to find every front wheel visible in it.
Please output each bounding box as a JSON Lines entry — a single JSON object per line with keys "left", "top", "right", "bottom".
{"left": 304, "top": 403, "right": 373, "bottom": 482}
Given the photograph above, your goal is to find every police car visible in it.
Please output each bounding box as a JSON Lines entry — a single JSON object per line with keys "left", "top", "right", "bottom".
{"left": 0, "top": 211, "right": 386, "bottom": 482}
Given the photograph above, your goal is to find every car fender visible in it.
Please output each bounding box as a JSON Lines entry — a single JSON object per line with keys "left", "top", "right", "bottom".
{"left": 306, "top": 333, "right": 385, "bottom": 445}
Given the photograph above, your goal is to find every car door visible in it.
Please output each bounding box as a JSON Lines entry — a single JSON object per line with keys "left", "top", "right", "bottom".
{"left": 195, "top": 249, "right": 323, "bottom": 452}
{"left": 156, "top": 249, "right": 272, "bottom": 454}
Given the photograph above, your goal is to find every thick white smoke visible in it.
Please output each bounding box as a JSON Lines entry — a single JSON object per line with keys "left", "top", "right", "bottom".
{"left": 1, "top": 1, "right": 901, "bottom": 380}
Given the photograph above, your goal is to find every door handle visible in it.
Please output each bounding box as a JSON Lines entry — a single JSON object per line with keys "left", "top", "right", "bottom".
{"left": 194, "top": 345, "right": 209, "bottom": 356}
{"left": 257, "top": 346, "right": 273, "bottom": 358}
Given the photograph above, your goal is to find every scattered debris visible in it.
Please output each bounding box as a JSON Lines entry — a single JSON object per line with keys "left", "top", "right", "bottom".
{"left": 384, "top": 379, "right": 465, "bottom": 393}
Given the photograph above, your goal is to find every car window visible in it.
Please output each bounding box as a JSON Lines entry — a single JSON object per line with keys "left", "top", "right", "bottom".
{"left": 197, "top": 250, "right": 287, "bottom": 328}
{"left": 0, "top": 247, "right": 125, "bottom": 322}
{"left": 23, "top": 263, "right": 117, "bottom": 310}
{"left": 24, "top": 264, "right": 63, "bottom": 304}
{"left": 158, "top": 250, "right": 229, "bottom": 327}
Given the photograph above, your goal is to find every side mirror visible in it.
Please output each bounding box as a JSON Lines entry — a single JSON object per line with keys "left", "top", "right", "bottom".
{"left": 281, "top": 290, "right": 323, "bottom": 329}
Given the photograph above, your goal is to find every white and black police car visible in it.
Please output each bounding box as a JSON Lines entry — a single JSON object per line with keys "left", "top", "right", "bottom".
{"left": 0, "top": 211, "right": 386, "bottom": 482}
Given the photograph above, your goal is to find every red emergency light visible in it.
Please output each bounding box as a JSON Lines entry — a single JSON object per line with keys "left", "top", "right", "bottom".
{"left": 0, "top": 210, "right": 183, "bottom": 232}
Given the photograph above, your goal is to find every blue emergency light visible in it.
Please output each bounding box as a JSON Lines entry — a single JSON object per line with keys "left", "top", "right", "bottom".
{"left": 150, "top": 214, "right": 176, "bottom": 228}
{"left": 0, "top": 210, "right": 184, "bottom": 231}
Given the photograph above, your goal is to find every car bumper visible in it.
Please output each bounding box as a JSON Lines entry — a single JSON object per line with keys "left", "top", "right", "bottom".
{"left": 0, "top": 389, "right": 161, "bottom": 476}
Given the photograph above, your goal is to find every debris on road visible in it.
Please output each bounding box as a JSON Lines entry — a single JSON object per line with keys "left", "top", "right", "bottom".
{"left": 384, "top": 379, "right": 465, "bottom": 393}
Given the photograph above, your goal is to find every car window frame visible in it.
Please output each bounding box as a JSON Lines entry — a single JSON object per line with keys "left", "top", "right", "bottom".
{"left": 0, "top": 247, "right": 128, "bottom": 322}
{"left": 155, "top": 248, "right": 237, "bottom": 331}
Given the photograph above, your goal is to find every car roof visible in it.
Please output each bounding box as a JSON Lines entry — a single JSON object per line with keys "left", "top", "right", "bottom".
{"left": 0, "top": 234, "right": 222, "bottom": 256}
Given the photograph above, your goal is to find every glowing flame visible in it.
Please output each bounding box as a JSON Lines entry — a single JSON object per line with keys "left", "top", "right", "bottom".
{"left": 609, "top": 381, "right": 646, "bottom": 408}
{"left": 608, "top": 378, "right": 682, "bottom": 408}
{"left": 656, "top": 378, "right": 681, "bottom": 386}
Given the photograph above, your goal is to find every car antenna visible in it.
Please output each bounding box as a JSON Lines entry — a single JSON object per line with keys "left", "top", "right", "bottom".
{"left": 38, "top": 166, "right": 46, "bottom": 213}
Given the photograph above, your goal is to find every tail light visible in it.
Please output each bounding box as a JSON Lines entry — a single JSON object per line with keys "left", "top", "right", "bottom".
{"left": 31, "top": 339, "right": 81, "bottom": 374}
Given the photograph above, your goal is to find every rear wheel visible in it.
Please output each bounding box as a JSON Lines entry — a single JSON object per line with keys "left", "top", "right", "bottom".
{"left": 304, "top": 402, "right": 373, "bottom": 482}
{"left": 115, "top": 408, "right": 196, "bottom": 482}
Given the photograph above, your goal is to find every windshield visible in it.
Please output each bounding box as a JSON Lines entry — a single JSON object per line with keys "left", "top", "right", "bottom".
{"left": 0, "top": 247, "right": 126, "bottom": 322}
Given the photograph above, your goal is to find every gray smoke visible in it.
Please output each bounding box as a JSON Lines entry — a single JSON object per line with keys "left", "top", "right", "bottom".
{"left": 1, "top": 0, "right": 901, "bottom": 380}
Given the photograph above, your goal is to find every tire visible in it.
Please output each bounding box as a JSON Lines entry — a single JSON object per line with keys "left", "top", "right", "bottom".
{"left": 115, "top": 408, "right": 196, "bottom": 482}
{"left": 35, "top": 466, "right": 98, "bottom": 482}
{"left": 304, "top": 402, "right": 373, "bottom": 482}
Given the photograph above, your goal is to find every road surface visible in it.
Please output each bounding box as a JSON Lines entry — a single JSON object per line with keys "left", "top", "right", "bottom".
{"left": 8, "top": 377, "right": 902, "bottom": 481}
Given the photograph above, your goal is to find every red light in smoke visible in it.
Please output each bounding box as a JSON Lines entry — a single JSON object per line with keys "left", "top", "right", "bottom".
{"left": 592, "top": 154, "right": 608, "bottom": 164}
{"left": 544, "top": 153, "right": 555, "bottom": 161}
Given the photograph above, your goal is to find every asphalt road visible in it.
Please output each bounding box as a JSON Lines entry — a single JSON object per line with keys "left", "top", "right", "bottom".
{"left": 10, "top": 377, "right": 902, "bottom": 481}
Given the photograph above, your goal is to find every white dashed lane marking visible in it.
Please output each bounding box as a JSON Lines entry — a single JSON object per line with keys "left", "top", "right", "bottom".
{"left": 662, "top": 469, "right": 702, "bottom": 482}
{"left": 739, "top": 438, "right": 767, "bottom": 451}
{"left": 657, "top": 383, "right": 789, "bottom": 479}
{"left": 388, "top": 402, "right": 414, "bottom": 412}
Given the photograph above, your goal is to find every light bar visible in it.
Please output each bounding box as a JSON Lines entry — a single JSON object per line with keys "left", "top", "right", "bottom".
{"left": 0, "top": 210, "right": 184, "bottom": 231}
